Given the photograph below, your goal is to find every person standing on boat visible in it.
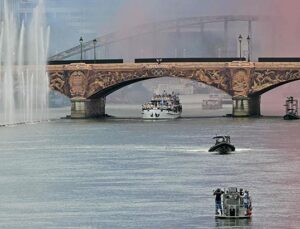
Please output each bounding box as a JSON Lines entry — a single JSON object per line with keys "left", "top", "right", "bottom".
{"left": 213, "top": 188, "right": 224, "bottom": 215}
{"left": 243, "top": 190, "right": 252, "bottom": 215}
{"left": 239, "top": 188, "right": 244, "bottom": 206}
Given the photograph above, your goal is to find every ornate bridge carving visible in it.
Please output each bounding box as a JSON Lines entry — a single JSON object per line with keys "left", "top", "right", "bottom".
{"left": 49, "top": 63, "right": 233, "bottom": 99}
{"left": 250, "top": 69, "right": 300, "bottom": 95}
{"left": 47, "top": 62, "right": 300, "bottom": 118}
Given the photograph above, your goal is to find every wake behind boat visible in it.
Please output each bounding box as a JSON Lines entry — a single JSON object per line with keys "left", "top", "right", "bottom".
{"left": 142, "top": 92, "right": 182, "bottom": 119}
{"left": 209, "top": 136, "right": 235, "bottom": 154}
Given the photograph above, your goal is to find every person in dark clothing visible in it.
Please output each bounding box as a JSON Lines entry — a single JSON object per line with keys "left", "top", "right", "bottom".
{"left": 213, "top": 188, "right": 224, "bottom": 215}
{"left": 239, "top": 188, "right": 244, "bottom": 196}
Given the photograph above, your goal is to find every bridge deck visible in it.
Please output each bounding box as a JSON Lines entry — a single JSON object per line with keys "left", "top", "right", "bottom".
{"left": 47, "top": 61, "right": 300, "bottom": 71}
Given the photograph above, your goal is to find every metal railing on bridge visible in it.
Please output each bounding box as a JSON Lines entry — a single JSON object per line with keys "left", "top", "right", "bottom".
{"left": 258, "top": 57, "right": 300, "bottom": 62}
{"left": 135, "top": 57, "right": 246, "bottom": 63}
{"left": 48, "top": 59, "right": 123, "bottom": 65}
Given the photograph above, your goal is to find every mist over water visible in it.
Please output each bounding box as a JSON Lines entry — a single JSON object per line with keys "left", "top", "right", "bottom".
{"left": 45, "top": 0, "right": 300, "bottom": 59}
{"left": 109, "top": 0, "right": 300, "bottom": 58}
{"left": 270, "top": 0, "right": 300, "bottom": 56}
{"left": 0, "top": 0, "right": 49, "bottom": 125}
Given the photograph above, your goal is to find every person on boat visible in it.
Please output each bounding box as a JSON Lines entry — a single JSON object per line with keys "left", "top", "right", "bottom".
{"left": 239, "top": 188, "right": 244, "bottom": 196}
{"left": 226, "top": 136, "right": 231, "bottom": 144}
{"left": 213, "top": 188, "right": 224, "bottom": 215}
{"left": 239, "top": 188, "right": 244, "bottom": 199}
{"left": 243, "top": 190, "right": 251, "bottom": 210}
{"left": 216, "top": 136, "right": 225, "bottom": 144}
{"left": 239, "top": 188, "right": 244, "bottom": 207}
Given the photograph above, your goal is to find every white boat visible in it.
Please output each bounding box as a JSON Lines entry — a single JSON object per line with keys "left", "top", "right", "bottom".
{"left": 142, "top": 92, "right": 182, "bottom": 119}
{"left": 202, "top": 99, "right": 222, "bottom": 110}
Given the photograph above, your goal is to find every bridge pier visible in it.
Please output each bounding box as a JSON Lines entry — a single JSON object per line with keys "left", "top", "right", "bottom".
{"left": 71, "top": 97, "right": 106, "bottom": 119}
{"left": 232, "top": 95, "right": 261, "bottom": 117}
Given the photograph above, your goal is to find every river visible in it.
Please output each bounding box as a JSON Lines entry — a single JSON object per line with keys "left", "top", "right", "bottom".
{"left": 0, "top": 105, "right": 299, "bottom": 228}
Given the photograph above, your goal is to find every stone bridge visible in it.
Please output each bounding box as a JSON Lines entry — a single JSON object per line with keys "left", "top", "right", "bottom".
{"left": 48, "top": 61, "right": 300, "bottom": 118}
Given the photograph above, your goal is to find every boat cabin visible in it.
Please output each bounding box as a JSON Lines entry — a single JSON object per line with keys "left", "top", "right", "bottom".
{"left": 213, "top": 136, "right": 231, "bottom": 144}
{"left": 209, "top": 135, "right": 235, "bottom": 154}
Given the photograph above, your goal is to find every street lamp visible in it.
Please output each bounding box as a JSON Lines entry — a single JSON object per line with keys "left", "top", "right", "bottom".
{"left": 238, "top": 34, "right": 242, "bottom": 60}
{"left": 93, "top": 39, "right": 97, "bottom": 61}
{"left": 156, "top": 58, "right": 162, "bottom": 65}
{"left": 247, "top": 35, "right": 251, "bottom": 62}
{"left": 79, "top": 36, "right": 83, "bottom": 60}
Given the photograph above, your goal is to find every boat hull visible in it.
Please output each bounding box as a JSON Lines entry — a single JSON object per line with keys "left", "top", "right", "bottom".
{"left": 142, "top": 109, "right": 181, "bottom": 119}
{"left": 283, "top": 114, "right": 299, "bottom": 120}
{"left": 209, "top": 143, "right": 235, "bottom": 154}
{"left": 215, "top": 215, "right": 251, "bottom": 219}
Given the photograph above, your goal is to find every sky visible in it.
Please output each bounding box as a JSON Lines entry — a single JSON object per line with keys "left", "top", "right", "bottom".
{"left": 0, "top": 0, "right": 297, "bottom": 57}
{"left": 39, "top": 0, "right": 300, "bottom": 58}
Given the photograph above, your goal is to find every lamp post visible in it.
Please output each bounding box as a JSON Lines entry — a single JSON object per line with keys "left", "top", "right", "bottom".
{"left": 93, "top": 39, "right": 97, "bottom": 61}
{"left": 238, "top": 34, "right": 242, "bottom": 60}
{"left": 247, "top": 35, "right": 251, "bottom": 62}
{"left": 79, "top": 36, "right": 83, "bottom": 60}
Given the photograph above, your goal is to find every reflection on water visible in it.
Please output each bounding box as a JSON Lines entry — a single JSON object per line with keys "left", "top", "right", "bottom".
{"left": 215, "top": 218, "right": 252, "bottom": 228}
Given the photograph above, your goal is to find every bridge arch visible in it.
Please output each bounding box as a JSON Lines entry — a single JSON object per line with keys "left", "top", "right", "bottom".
{"left": 260, "top": 79, "right": 300, "bottom": 116}
{"left": 250, "top": 78, "right": 300, "bottom": 97}
{"left": 104, "top": 76, "right": 232, "bottom": 117}
{"left": 88, "top": 77, "right": 156, "bottom": 99}
{"left": 48, "top": 63, "right": 234, "bottom": 118}
{"left": 48, "top": 62, "right": 300, "bottom": 118}
{"left": 249, "top": 68, "right": 300, "bottom": 96}
{"left": 89, "top": 76, "right": 233, "bottom": 100}
{"left": 87, "top": 66, "right": 232, "bottom": 100}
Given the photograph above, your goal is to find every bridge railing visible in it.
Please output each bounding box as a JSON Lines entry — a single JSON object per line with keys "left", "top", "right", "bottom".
{"left": 258, "top": 57, "right": 300, "bottom": 62}
{"left": 48, "top": 59, "right": 123, "bottom": 65}
{"left": 135, "top": 57, "right": 246, "bottom": 63}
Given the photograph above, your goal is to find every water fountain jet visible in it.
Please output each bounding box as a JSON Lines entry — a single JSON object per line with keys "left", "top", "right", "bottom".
{"left": 0, "top": 0, "right": 49, "bottom": 125}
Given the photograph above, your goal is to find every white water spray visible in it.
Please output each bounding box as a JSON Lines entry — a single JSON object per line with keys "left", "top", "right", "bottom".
{"left": 0, "top": 0, "right": 49, "bottom": 125}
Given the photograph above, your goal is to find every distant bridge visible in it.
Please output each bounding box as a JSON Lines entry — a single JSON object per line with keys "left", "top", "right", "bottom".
{"left": 48, "top": 59, "right": 300, "bottom": 118}
{"left": 49, "top": 15, "right": 258, "bottom": 61}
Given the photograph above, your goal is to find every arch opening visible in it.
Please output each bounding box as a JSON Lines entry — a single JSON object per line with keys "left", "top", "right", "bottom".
{"left": 261, "top": 80, "right": 300, "bottom": 116}
{"left": 105, "top": 77, "right": 232, "bottom": 118}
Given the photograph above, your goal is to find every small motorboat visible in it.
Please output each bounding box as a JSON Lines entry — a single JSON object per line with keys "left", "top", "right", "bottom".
{"left": 209, "top": 136, "right": 235, "bottom": 154}
{"left": 283, "top": 96, "right": 299, "bottom": 120}
{"left": 214, "top": 187, "right": 252, "bottom": 219}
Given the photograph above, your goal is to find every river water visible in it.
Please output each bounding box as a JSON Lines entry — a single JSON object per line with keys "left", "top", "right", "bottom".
{"left": 0, "top": 105, "right": 299, "bottom": 228}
